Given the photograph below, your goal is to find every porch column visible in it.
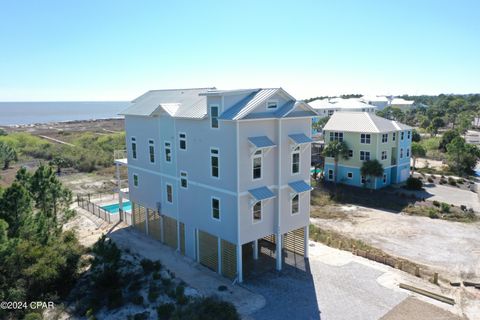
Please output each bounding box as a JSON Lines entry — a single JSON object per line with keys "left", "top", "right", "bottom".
{"left": 253, "top": 240, "right": 259, "bottom": 260}
{"left": 145, "top": 209, "right": 149, "bottom": 236}
{"left": 218, "top": 238, "right": 222, "bottom": 275}
{"left": 276, "top": 233, "right": 282, "bottom": 271}
{"left": 237, "top": 244, "right": 243, "bottom": 283}
{"left": 304, "top": 225, "right": 309, "bottom": 259}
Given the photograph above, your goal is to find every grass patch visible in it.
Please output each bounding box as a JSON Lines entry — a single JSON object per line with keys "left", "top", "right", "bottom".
{"left": 403, "top": 203, "right": 478, "bottom": 223}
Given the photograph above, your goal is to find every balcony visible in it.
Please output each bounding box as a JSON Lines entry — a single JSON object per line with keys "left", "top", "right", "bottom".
{"left": 114, "top": 149, "right": 128, "bottom": 166}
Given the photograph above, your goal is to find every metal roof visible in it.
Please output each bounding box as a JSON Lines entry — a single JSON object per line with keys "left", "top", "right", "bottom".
{"left": 120, "top": 88, "right": 214, "bottom": 118}
{"left": 248, "top": 136, "right": 276, "bottom": 148}
{"left": 289, "top": 133, "right": 313, "bottom": 144}
{"left": 323, "top": 112, "right": 412, "bottom": 133}
{"left": 248, "top": 186, "right": 276, "bottom": 201}
{"left": 219, "top": 88, "right": 279, "bottom": 120}
{"left": 288, "top": 180, "right": 312, "bottom": 193}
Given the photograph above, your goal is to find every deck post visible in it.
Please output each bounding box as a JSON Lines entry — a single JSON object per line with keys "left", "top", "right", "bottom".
{"left": 237, "top": 244, "right": 243, "bottom": 283}
{"left": 304, "top": 225, "right": 309, "bottom": 258}
{"left": 253, "top": 240, "right": 259, "bottom": 260}
{"left": 276, "top": 233, "right": 282, "bottom": 271}
{"left": 116, "top": 163, "right": 124, "bottom": 222}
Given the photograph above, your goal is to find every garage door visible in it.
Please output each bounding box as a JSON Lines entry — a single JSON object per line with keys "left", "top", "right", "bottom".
{"left": 198, "top": 230, "right": 218, "bottom": 272}
{"left": 284, "top": 227, "right": 305, "bottom": 256}
{"left": 132, "top": 202, "right": 146, "bottom": 234}
{"left": 147, "top": 209, "right": 162, "bottom": 241}
{"left": 163, "top": 216, "right": 178, "bottom": 249}
{"left": 221, "top": 240, "right": 236, "bottom": 279}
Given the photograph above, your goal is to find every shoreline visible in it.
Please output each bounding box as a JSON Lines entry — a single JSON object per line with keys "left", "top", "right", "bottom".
{"left": 0, "top": 116, "right": 124, "bottom": 129}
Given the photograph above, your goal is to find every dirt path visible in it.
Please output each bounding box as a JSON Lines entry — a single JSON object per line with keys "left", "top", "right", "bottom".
{"left": 312, "top": 205, "right": 480, "bottom": 281}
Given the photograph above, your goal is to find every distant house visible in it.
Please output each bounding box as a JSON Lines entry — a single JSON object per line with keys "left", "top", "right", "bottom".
{"left": 323, "top": 112, "right": 412, "bottom": 189}
{"left": 309, "top": 97, "right": 377, "bottom": 118}
{"left": 389, "top": 98, "right": 415, "bottom": 111}
{"left": 115, "top": 87, "right": 317, "bottom": 282}
{"left": 360, "top": 95, "right": 389, "bottom": 110}
{"left": 465, "top": 130, "right": 480, "bottom": 145}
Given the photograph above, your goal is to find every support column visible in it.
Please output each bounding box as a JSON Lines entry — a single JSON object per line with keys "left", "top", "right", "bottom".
{"left": 116, "top": 164, "right": 123, "bottom": 222}
{"left": 145, "top": 208, "right": 149, "bottom": 236}
{"left": 195, "top": 229, "right": 200, "bottom": 263}
{"left": 237, "top": 244, "right": 243, "bottom": 283}
{"left": 276, "top": 233, "right": 282, "bottom": 271}
{"left": 253, "top": 240, "right": 259, "bottom": 260}
{"left": 304, "top": 225, "right": 309, "bottom": 259}
{"left": 176, "top": 221, "right": 181, "bottom": 252}
{"left": 160, "top": 215, "right": 165, "bottom": 243}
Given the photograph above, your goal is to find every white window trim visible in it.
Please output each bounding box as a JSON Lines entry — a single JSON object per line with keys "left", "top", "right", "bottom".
{"left": 291, "top": 194, "right": 300, "bottom": 215}
{"left": 383, "top": 174, "right": 387, "bottom": 184}
{"left": 252, "top": 150, "right": 263, "bottom": 181}
{"left": 166, "top": 183, "right": 173, "bottom": 204}
{"left": 210, "top": 105, "right": 220, "bottom": 129}
{"left": 347, "top": 172, "right": 353, "bottom": 179}
{"left": 328, "top": 169, "right": 334, "bottom": 181}
{"left": 211, "top": 196, "right": 221, "bottom": 221}
{"left": 178, "top": 132, "right": 187, "bottom": 151}
{"left": 392, "top": 132, "right": 396, "bottom": 141}
{"left": 381, "top": 150, "right": 388, "bottom": 160}
{"left": 360, "top": 133, "right": 371, "bottom": 144}
{"left": 164, "top": 141, "right": 172, "bottom": 163}
{"left": 266, "top": 100, "right": 279, "bottom": 110}
{"left": 133, "top": 173, "right": 139, "bottom": 187}
{"left": 180, "top": 170, "right": 188, "bottom": 189}
{"left": 400, "top": 148, "right": 404, "bottom": 158}
{"left": 381, "top": 134, "right": 388, "bottom": 144}
{"left": 252, "top": 200, "right": 262, "bottom": 224}
{"left": 210, "top": 147, "right": 220, "bottom": 179}
{"left": 131, "top": 136, "right": 137, "bottom": 160}
{"left": 148, "top": 139, "right": 156, "bottom": 164}
{"left": 360, "top": 150, "right": 371, "bottom": 161}
{"left": 291, "top": 146, "right": 301, "bottom": 175}
{"left": 361, "top": 175, "right": 366, "bottom": 184}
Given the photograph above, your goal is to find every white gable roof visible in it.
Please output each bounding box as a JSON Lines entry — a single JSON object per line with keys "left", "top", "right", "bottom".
{"left": 323, "top": 112, "right": 411, "bottom": 133}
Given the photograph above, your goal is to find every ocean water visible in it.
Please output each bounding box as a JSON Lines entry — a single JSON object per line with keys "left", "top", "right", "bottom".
{"left": 0, "top": 101, "right": 130, "bottom": 125}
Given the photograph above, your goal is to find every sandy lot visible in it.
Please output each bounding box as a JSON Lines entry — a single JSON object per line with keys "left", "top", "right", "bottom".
{"left": 312, "top": 206, "right": 480, "bottom": 280}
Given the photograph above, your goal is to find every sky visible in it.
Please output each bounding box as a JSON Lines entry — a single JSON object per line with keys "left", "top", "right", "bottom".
{"left": 0, "top": 0, "right": 479, "bottom": 101}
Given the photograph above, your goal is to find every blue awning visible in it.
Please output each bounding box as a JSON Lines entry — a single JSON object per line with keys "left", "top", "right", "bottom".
{"left": 248, "top": 186, "right": 276, "bottom": 201}
{"left": 288, "top": 180, "right": 312, "bottom": 193}
{"left": 248, "top": 136, "right": 276, "bottom": 148}
{"left": 289, "top": 133, "right": 313, "bottom": 144}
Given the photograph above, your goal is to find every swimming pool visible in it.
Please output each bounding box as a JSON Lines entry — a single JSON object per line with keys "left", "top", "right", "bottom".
{"left": 101, "top": 201, "right": 132, "bottom": 214}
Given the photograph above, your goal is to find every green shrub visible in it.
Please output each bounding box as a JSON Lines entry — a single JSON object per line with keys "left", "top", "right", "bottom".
{"left": 432, "top": 200, "right": 440, "bottom": 207}
{"left": 24, "top": 313, "right": 42, "bottom": 320}
{"left": 131, "top": 294, "right": 144, "bottom": 305}
{"left": 157, "top": 303, "right": 175, "bottom": 320}
{"left": 428, "top": 210, "right": 439, "bottom": 219}
{"left": 427, "top": 177, "right": 434, "bottom": 183}
{"left": 406, "top": 177, "right": 423, "bottom": 190}
{"left": 132, "top": 311, "right": 150, "bottom": 320}
{"left": 175, "top": 284, "right": 188, "bottom": 305}
{"left": 448, "top": 177, "right": 457, "bottom": 186}
{"left": 148, "top": 283, "right": 160, "bottom": 302}
{"left": 439, "top": 178, "right": 447, "bottom": 184}
{"left": 173, "top": 297, "right": 239, "bottom": 320}
{"left": 440, "top": 202, "right": 450, "bottom": 213}
{"left": 140, "top": 259, "right": 161, "bottom": 274}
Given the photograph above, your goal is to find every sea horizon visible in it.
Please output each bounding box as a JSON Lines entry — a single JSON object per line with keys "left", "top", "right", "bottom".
{"left": 0, "top": 101, "right": 130, "bottom": 126}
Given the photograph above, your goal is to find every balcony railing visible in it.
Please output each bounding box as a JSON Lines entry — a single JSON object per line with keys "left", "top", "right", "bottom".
{"left": 114, "top": 149, "right": 127, "bottom": 160}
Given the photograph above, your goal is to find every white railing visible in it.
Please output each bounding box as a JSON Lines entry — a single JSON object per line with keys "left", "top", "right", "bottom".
{"left": 114, "top": 149, "right": 127, "bottom": 160}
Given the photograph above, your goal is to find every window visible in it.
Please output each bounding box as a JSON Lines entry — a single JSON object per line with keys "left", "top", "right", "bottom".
{"left": 210, "top": 106, "right": 219, "bottom": 128}
{"left": 382, "top": 134, "right": 388, "bottom": 143}
{"left": 131, "top": 137, "right": 137, "bottom": 159}
{"left": 401, "top": 131, "right": 404, "bottom": 140}
{"left": 360, "top": 151, "right": 371, "bottom": 161}
{"left": 253, "top": 201, "right": 262, "bottom": 222}
{"left": 381, "top": 151, "right": 387, "bottom": 160}
{"left": 328, "top": 169, "right": 333, "bottom": 180}
{"left": 211, "top": 148, "right": 219, "bottom": 178}
{"left": 291, "top": 194, "right": 299, "bottom": 214}
{"left": 165, "top": 142, "right": 172, "bottom": 162}
{"left": 400, "top": 148, "right": 404, "bottom": 158}
{"left": 407, "top": 131, "right": 411, "bottom": 139}
{"left": 360, "top": 134, "right": 371, "bottom": 144}
{"left": 292, "top": 146, "right": 300, "bottom": 174}
{"left": 347, "top": 172, "right": 353, "bottom": 179}
{"left": 383, "top": 174, "right": 387, "bottom": 184}
{"left": 361, "top": 176, "right": 366, "bottom": 184}
{"left": 212, "top": 197, "right": 220, "bottom": 220}
{"left": 133, "top": 174, "right": 138, "bottom": 187}
{"left": 166, "top": 184, "right": 173, "bottom": 203}
{"left": 328, "top": 110, "right": 334, "bottom": 116}
{"left": 406, "top": 148, "right": 410, "bottom": 157}
{"left": 149, "top": 140, "right": 155, "bottom": 163}
{"left": 180, "top": 171, "right": 188, "bottom": 189}
{"left": 329, "top": 132, "right": 343, "bottom": 142}
{"left": 179, "top": 133, "right": 187, "bottom": 150}
{"left": 253, "top": 150, "right": 262, "bottom": 179}
{"left": 267, "top": 101, "right": 278, "bottom": 109}
{"left": 348, "top": 149, "right": 353, "bottom": 158}
{"left": 392, "top": 132, "right": 396, "bottom": 141}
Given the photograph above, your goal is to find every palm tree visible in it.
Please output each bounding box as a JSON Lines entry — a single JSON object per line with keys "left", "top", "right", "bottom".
{"left": 0, "top": 142, "right": 17, "bottom": 170}
{"left": 360, "top": 159, "right": 384, "bottom": 189}
{"left": 322, "top": 140, "right": 349, "bottom": 190}
{"left": 411, "top": 142, "right": 426, "bottom": 175}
